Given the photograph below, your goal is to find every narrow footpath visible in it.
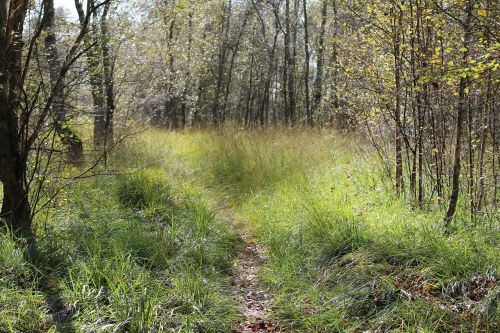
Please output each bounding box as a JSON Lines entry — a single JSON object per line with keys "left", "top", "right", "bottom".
{"left": 218, "top": 207, "right": 280, "bottom": 333}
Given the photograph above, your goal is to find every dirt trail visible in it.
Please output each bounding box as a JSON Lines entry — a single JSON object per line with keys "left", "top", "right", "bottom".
{"left": 218, "top": 208, "right": 279, "bottom": 333}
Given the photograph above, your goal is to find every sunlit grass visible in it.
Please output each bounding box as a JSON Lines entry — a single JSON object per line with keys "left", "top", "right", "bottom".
{"left": 0, "top": 131, "right": 241, "bottom": 332}
{"left": 1, "top": 127, "right": 498, "bottom": 332}
{"left": 176, "top": 127, "right": 499, "bottom": 332}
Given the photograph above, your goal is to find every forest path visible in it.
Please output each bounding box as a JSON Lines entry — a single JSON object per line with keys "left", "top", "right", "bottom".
{"left": 217, "top": 206, "right": 280, "bottom": 333}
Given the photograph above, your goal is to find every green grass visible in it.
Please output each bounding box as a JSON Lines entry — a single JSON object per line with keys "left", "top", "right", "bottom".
{"left": 179, "top": 127, "right": 499, "bottom": 332}
{"left": 186, "top": 129, "right": 320, "bottom": 201}
{"left": 0, "top": 136, "right": 241, "bottom": 332}
{"left": 1, "top": 127, "right": 498, "bottom": 332}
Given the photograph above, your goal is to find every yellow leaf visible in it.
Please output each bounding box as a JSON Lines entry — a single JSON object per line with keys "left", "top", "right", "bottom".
{"left": 478, "top": 9, "right": 488, "bottom": 17}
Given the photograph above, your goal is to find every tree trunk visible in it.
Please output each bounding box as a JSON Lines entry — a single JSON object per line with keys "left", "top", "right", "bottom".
{"left": 392, "top": 2, "right": 404, "bottom": 196}
{"left": 43, "top": 0, "right": 83, "bottom": 164}
{"left": 256, "top": 8, "right": 279, "bottom": 127}
{"left": 0, "top": 0, "right": 32, "bottom": 232}
{"left": 444, "top": 0, "right": 474, "bottom": 231}
{"left": 101, "top": 1, "right": 114, "bottom": 144}
{"left": 303, "top": 0, "right": 311, "bottom": 126}
{"left": 212, "top": 0, "right": 232, "bottom": 126}
{"left": 76, "top": 0, "right": 107, "bottom": 148}
{"left": 289, "top": 0, "right": 298, "bottom": 124}
{"left": 312, "top": 0, "right": 327, "bottom": 116}
{"left": 476, "top": 70, "right": 492, "bottom": 212}
{"left": 284, "top": 0, "right": 295, "bottom": 124}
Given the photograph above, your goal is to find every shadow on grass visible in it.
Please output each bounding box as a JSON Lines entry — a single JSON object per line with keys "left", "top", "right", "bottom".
{"left": 23, "top": 235, "right": 76, "bottom": 333}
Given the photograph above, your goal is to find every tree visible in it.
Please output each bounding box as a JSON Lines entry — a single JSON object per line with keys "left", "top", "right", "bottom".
{"left": 0, "top": 0, "right": 106, "bottom": 233}
{"left": 43, "top": 0, "right": 84, "bottom": 164}
{"left": 312, "top": 0, "right": 327, "bottom": 120}
{"left": 100, "top": 0, "right": 498, "bottom": 228}
{"left": 75, "top": 0, "right": 114, "bottom": 148}
{"left": 0, "top": 0, "right": 32, "bottom": 232}
{"left": 444, "top": 0, "right": 474, "bottom": 231}
{"left": 101, "top": 1, "right": 115, "bottom": 144}
{"left": 303, "top": 0, "right": 311, "bottom": 125}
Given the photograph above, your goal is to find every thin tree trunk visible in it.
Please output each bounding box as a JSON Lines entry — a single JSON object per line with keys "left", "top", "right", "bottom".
{"left": 284, "top": 0, "right": 294, "bottom": 124}
{"left": 245, "top": 54, "right": 254, "bottom": 127}
{"left": 43, "top": 0, "right": 83, "bottom": 164}
{"left": 222, "top": 12, "right": 249, "bottom": 124}
{"left": 164, "top": 10, "right": 177, "bottom": 129}
{"left": 476, "top": 71, "right": 492, "bottom": 212}
{"left": 76, "top": 0, "right": 107, "bottom": 148}
{"left": 212, "top": 0, "right": 232, "bottom": 126}
{"left": 303, "top": 0, "right": 311, "bottom": 126}
{"left": 95, "top": 1, "right": 114, "bottom": 146}
{"left": 262, "top": 22, "right": 278, "bottom": 126}
{"left": 392, "top": 2, "right": 404, "bottom": 196}
{"left": 312, "top": 0, "right": 327, "bottom": 116}
{"left": 289, "top": 0, "right": 298, "bottom": 124}
{"left": 444, "top": 0, "right": 474, "bottom": 231}
{"left": 181, "top": 11, "right": 193, "bottom": 128}
{"left": 467, "top": 95, "right": 474, "bottom": 221}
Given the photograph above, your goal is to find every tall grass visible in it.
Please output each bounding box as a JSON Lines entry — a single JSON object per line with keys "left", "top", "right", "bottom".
{"left": 189, "top": 127, "right": 499, "bottom": 332}
{"left": 0, "top": 134, "right": 241, "bottom": 332}
{"left": 0, "top": 127, "right": 497, "bottom": 332}
{"left": 192, "top": 128, "right": 333, "bottom": 200}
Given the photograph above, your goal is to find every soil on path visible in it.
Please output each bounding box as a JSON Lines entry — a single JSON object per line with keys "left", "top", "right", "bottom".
{"left": 218, "top": 208, "right": 280, "bottom": 333}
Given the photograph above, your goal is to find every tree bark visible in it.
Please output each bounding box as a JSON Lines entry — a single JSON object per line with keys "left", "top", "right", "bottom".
{"left": 76, "top": 0, "right": 107, "bottom": 148}
{"left": 312, "top": 0, "right": 327, "bottom": 117}
{"left": 392, "top": 2, "right": 404, "bottom": 196}
{"left": 444, "top": 0, "right": 474, "bottom": 231}
{"left": 43, "top": 0, "right": 84, "bottom": 164}
{"left": 212, "top": 0, "right": 232, "bottom": 126}
{"left": 0, "top": 0, "right": 32, "bottom": 232}
{"left": 284, "top": 0, "right": 295, "bottom": 124}
{"left": 101, "top": 1, "right": 114, "bottom": 143}
{"left": 303, "top": 0, "right": 311, "bottom": 126}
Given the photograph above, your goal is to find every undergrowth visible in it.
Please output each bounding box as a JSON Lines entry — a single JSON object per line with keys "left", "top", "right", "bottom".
{"left": 1, "top": 127, "right": 498, "bottom": 332}
{"left": 0, "top": 136, "right": 241, "bottom": 332}
{"left": 179, "top": 127, "right": 499, "bottom": 332}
